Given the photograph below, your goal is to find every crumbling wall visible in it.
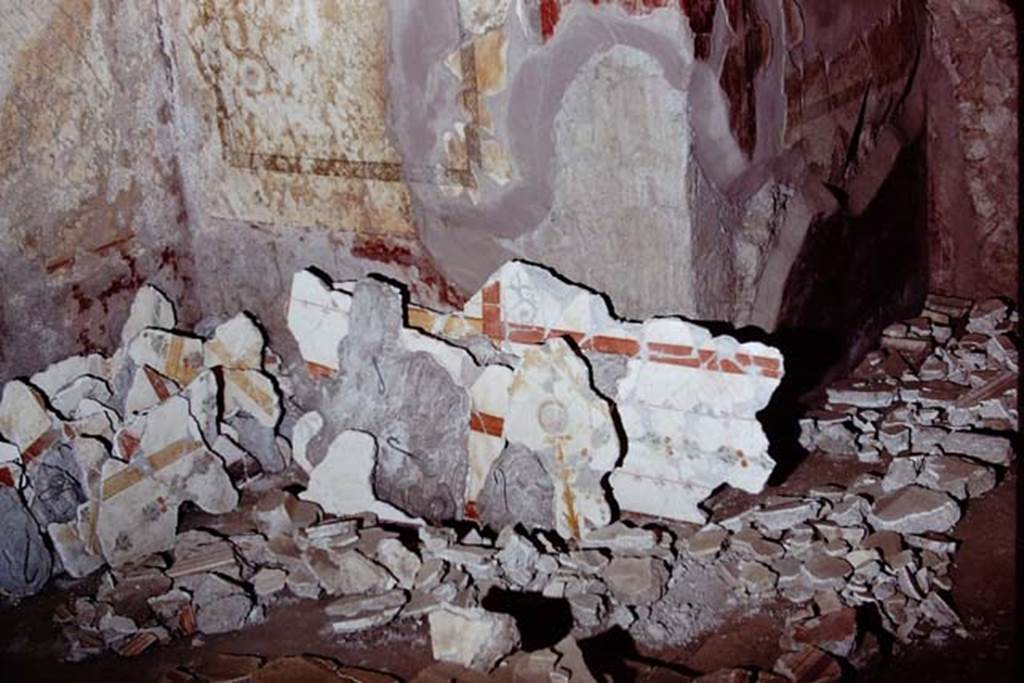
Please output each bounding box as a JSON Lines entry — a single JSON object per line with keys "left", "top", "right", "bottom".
{"left": 156, "top": 0, "right": 930, "bottom": 366}
{"left": 924, "top": 0, "right": 1019, "bottom": 300}
{"left": 0, "top": 0, "right": 198, "bottom": 378}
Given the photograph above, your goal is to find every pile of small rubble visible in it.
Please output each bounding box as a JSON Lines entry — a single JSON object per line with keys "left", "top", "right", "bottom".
{"left": 0, "top": 271, "right": 1018, "bottom": 680}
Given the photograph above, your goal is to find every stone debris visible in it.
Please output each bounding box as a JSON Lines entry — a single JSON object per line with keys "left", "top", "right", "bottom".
{"left": 868, "top": 486, "right": 961, "bottom": 535}
{"left": 428, "top": 605, "right": 520, "bottom": 671}
{"left": 325, "top": 589, "right": 408, "bottom": 634}
{"left": 604, "top": 557, "right": 670, "bottom": 605}
{"left": 0, "top": 273, "right": 1014, "bottom": 678}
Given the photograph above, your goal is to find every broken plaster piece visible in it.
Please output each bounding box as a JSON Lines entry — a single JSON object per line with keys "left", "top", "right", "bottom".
{"left": 299, "top": 431, "right": 421, "bottom": 526}
{"left": 204, "top": 313, "right": 265, "bottom": 370}
{"left": 504, "top": 338, "right": 618, "bottom": 539}
{"left": 464, "top": 261, "right": 784, "bottom": 524}
{"left": 121, "top": 285, "right": 176, "bottom": 347}
{"left": 127, "top": 330, "right": 204, "bottom": 387}
{"left": 96, "top": 396, "right": 238, "bottom": 567}
{"left": 0, "top": 380, "right": 60, "bottom": 461}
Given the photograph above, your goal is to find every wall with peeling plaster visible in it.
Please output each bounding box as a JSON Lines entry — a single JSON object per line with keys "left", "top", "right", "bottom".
{"left": 0, "top": 0, "right": 198, "bottom": 378}
{"left": 1, "top": 0, "right": 1017, "bottom": 385}
{"left": 154, "top": 0, "right": 936, "bottom": 361}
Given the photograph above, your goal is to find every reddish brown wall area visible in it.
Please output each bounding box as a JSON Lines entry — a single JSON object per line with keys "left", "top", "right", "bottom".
{"left": 0, "top": 1, "right": 197, "bottom": 378}
{"left": 925, "top": 0, "right": 1019, "bottom": 300}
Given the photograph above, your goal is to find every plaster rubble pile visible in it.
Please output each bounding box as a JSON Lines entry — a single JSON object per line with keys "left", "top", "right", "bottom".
{"left": 0, "top": 267, "right": 1017, "bottom": 679}
{"left": 288, "top": 260, "right": 785, "bottom": 531}
{"left": 0, "top": 285, "right": 293, "bottom": 600}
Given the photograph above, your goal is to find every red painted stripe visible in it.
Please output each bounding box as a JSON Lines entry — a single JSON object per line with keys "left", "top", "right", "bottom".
{"left": 20, "top": 430, "right": 56, "bottom": 465}
{"left": 469, "top": 411, "right": 505, "bottom": 437}
{"left": 540, "top": 0, "right": 561, "bottom": 40}
{"left": 306, "top": 362, "right": 335, "bottom": 379}
{"left": 482, "top": 282, "right": 504, "bottom": 341}
{"left": 0, "top": 468, "right": 14, "bottom": 487}
{"left": 650, "top": 355, "right": 702, "bottom": 368}
{"left": 478, "top": 284, "right": 779, "bottom": 379}
{"left": 648, "top": 341, "right": 695, "bottom": 357}
{"left": 587, "top": 335, "right": 641, "bottom": 356}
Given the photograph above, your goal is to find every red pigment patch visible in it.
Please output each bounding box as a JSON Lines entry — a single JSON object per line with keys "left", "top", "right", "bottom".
{"left": 540, "top": 1, "right": 716, "bottom": 58}
{"left": 351, "top": 236, "right": 465, "bottom": 309}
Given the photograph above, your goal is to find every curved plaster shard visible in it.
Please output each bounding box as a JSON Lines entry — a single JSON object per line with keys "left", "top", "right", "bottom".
{"left": 96, "top": 396, "right": 238, "bottom": 567}
{"left": 300, "top": 430, "right": 421, "bottom": 526}
{"left": 504, "top": 338, "right": 618, "bottom": 539}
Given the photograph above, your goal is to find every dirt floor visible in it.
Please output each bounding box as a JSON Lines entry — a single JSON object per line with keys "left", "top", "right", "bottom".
{"left": 1, "top": 448, "right": 1016, "bottom": 682}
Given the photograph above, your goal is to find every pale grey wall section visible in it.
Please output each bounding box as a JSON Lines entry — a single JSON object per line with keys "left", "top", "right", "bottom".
{"left": 0, "top": 0, "right": 197, "bottom": 379}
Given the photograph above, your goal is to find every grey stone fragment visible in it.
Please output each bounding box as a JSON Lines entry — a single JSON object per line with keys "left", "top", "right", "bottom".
{"left": 0, "top": 487, "right": 53, "bottom": 597}
{"left": 604, "top": 557, "right": 669, "bottom": 605}
{"left": 868, "top": 486, "right": 961, "bottom": 534}
{"left": 27, "top": 442, "right": 87, "bottom": 528}
{"left": 228, "top": 413, "right": 285, "bottom": 474}
{"left": 326, "top": 589, "right": 408, "bottom": 633}
{"left": 191, "top": 574, "right": 254, "bottom": 635}
{"left": 878, "top": 424, "right": 911, "bottom": 455}
{"left": 325, "top": 588, "right": 408, "bottom": 618}
{"left": 579, "top": 521, "right": 657, "bottom": 554}
{"left": 729, "top": 528, "right": 785, "bottom": 561}
{"left": 737, "top": 560, "right": 777, "bottom": 594}
{"left": 911, "top": 427, "right": 1013, "bottom": 466}
{"left": 310, "top": 280, "right": 470, "bottom": 522}
{"left": 826, "top": 380, "right": 898, "bottom": 408}
{"left": 752, "top": 499, "right": 822, "bottom": 531}
{"left": 251, "top": 568, "right": 287, "bottom": 597}
{"left": 917, "top": 456, "right": 997, "bottom": 500}
{"left": 305, "top": 549, "right": 395, "bottom": 596}
{"left": 685, "top": 526, "right": 729, "bottom": 558}
{"left": 375, "top": 539, "right": 422, "bottom": 589}
{"left": 827, "top": 496, "right": 868, "bottom": 526}
{"left": 476, "top": 443, "right": 555, "bottom": 532}
{"left": 801, "top": 555, "right": 852, "bottom": 590}
{"left": 494, "top": 532, "right": 539, "bottom": 587}
{"left": 815, "top": 421, "right": 858, "bottom": 455}
{"left": 881, "top": 456, "right": 923, "bottom": 492}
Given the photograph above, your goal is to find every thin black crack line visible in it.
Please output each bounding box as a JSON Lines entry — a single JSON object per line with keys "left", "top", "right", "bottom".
{"left": 385, "top": 436, "right": 418, "bottom": 461}
{"left": 372, "top": 357, "right": 386, "bottom": 395}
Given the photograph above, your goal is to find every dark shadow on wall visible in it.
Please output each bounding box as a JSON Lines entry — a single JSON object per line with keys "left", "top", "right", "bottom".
{"left": 763, "top": 133, "right": 930, "bottom": 483}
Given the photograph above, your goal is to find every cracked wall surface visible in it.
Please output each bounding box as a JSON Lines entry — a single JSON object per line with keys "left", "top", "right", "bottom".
{"left": 0, "top": 0, "right": 197, "bottom": 378}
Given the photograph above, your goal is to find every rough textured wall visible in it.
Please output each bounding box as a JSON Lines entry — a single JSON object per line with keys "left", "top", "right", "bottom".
{"left": 161, "top": 0, "right": 928, "bottom": 362}
{"left": 0, "top": 0, "right": 196, "bottom": 378}
{"left": 925, "top": 0, "right": 1019, "bottom": 300}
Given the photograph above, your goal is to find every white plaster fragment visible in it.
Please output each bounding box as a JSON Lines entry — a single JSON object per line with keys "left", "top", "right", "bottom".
{"left": 299, "top": 430, "right": 421, "bottom": 525}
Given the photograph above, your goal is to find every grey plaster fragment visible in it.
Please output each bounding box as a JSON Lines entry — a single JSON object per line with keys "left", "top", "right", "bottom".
{"left": 310, "top": 279, "right": 470, "bottom": 522}
{"left": 0, "top": 487, "right": 53, "bottom": 598}
{"left": 476, "top": 443, "right": 555, "bottom": 532}
{"left": 868, "top": 486, "right": 962, "bottom": 534}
